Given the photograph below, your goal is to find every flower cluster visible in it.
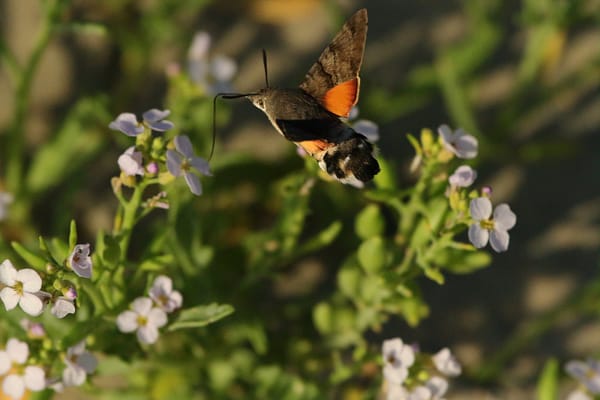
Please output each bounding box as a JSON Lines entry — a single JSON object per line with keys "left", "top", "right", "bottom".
{"left": 109, "top": 109, "right": 211, "bottom": 197}
{"left": 0, "top": 244, "right": 91, "bottom": 319}
{"left": 116, "top": 275, "right": 182, "bottom": 345}
{"left": 51, "top": 340, "right": 97, "bottom": 391}
{"left": 187, "top": 31, "right": 237, "bottom": 95}
{"left": 565, "top": 358, "right": 600, "bottom": 400}
{"left": 0, "top": 338, "right": 45, "bottom": 399}
{"left": 382, "top": 337, "right": 461, "bottom": 400}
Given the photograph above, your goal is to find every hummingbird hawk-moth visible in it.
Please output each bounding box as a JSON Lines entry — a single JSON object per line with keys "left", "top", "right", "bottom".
{"left": 215, "top": 8, "right": 380, "bottom": 187}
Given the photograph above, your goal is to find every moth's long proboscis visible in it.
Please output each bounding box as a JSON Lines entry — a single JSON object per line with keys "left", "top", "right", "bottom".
{"left": 210, "top": 92, "right": 258, "bottom": 161}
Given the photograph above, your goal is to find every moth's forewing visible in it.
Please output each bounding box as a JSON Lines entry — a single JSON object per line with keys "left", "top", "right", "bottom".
{"left": 299, "top": 8, "right": 367, "bottom": 117}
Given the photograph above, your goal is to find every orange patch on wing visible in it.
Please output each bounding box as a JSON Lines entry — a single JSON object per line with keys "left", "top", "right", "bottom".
{"left": 322, "top": 77, "right": 360, "bottom": 117}
{"left": 298, "top": 139, "right": 330, "bottom": 155}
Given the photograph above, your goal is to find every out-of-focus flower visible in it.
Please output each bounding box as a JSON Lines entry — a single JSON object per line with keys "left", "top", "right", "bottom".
{"left": 149, "top": 275, "right": 182, "bottom": 313}
{"left": 146, "top": 162, "right": 159, "bottom": 175}
{"left": 438, "top": 124, "right": 478, "bottom": 159}
{"left": 468, "top": 198, "right": 517, "bottom": 252}
{"left": 448, "top": 165, "right": 477, "bottom": 188}
{"left": 20, "top": 320, "right": 46, "bottom": 339}
{"left": 188, "top": 31, "right": 237, "bottom": 94}
{"left": 566, "top": 359, "right": 600, "bottom": 395}
{"left": 68, "top": 244, "right": 92, "bottom": 279}
{"left": 142, "top": 109, "right": 174, "bottom": 132}
{"left": 109, "top": 113, "right": 145, "bottom": 137}
{"left": 0, "top": 338, "right": 45, "bottom": 399}
{"left": 62, "top": 341, "right": 97, "bottom": 387}
{"left": 116, "top": 297, "right": 167, "bottom": 345}
{"left": 348, "top": 106, "right": 379, "bottom": 143}
{"left": 0, "top": 191, "right": 13, "bottom": 221}
{"left": 0, "top": 260, "right": 44, "bottom": 316}
{"left": 166, "top": 135, "right": 211, "bottom": 196}
{"left": 118, "top": 146, "right": 145, "bottom": 176}
{"left": 567, "top": 390, "right": 593, "bottom": 400}
{"left": 382, "top": 338, "right": 415, "bottom": 385}
{"left": 432, "top": 348, "right": 462, "bottom": 377}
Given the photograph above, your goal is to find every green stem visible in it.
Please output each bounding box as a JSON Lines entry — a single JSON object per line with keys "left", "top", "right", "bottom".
{"left": 117, "top": 183, "right": 147, "bottom": 261}
{"left": 0, "top": 38, "right": 20, "bottom": 84}
{"left": 5, "top": 0, "right": 66, "bottom": 195}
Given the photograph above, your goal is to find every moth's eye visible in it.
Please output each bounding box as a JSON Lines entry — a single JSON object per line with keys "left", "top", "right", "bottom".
{"left": 257, "top": 99, "right": 265, "bottom": 109}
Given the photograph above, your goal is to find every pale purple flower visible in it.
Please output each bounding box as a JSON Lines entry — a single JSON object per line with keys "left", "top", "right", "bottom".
{"left": 349, "top": 106, "right": 379, "bottom": 143}
{"left": 62, "top": 341, "right": 97, "bottom": 387}
{"left": 408, "top": 376, "right": 448, "bottom": 400}
{"left": 166, "top": 135, "right": 211, "bottom": 196}
{"left": 0, "top": 339, "right": 45, "bottom": 399}
{"left": 149, "top": 275, "right": 182, "bottom": 313}
{"left": 0, "top": 191, "right": 13, "bottom": 221}
{"left": 438, "top": 124, "right": 478, "bottom": 159}
{"left": 481, "top": 186, "right": 493, "bottom": 196}
{"left": 116, "top": 297, "right": 167, "bottom": 345}
{"left": 146, "top": 161, "right": 159, "bottom": 175}
{"left": 567, "top": 390, "right": 593, "bottom": 400}
{"left": 68, "top": 244, "right": 92, "bottom": 279}
{"left": 188, "top": 31, "right": 237, "bottom": 94}
{"left": 432, "top": 347, "right": 462, "bottom": 377}
{"left": 382, "top": 338, "right": 415, "bottom": 385}
{"left": 20, "top": 319, "right": 46, "bottom": 339}
{"left": 63, "top": 285, "right": 77, "bottom": 301}
{"left": 566, "top": 359, "right": 600, "bottom": 394}
{"left": 118, "top": 146, "right": 144, "bottom": 176}
{"left": 0, "top": 260, "right": 44, "bottom": 316}
{"left": 448, "top": 165, "right": 477, "bottom": 188}
{"left": 109, "top": 113, "right": 144, "bottom": 137}
{"left": 468, "top": 198, "right": 516, "bottom": 252}
{"left": 51, "top": 297, "right": 76, "bottom": 319}
{"left": 142, "top": 109, "right": 174, "bottom": 132}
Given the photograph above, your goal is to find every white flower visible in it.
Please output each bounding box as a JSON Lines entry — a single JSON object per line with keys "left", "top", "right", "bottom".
{"left": 149, "top": 275, "right": 182, "bottom": 313}
{"left": 0, "top": 192, "right": 13, "bottom": 221}
{"left": 468, "top": 198, "right": 516, "bottom": 252}
{"left": 51, "top": 297, "right": 76, "bottom": 319}
{"left": 386, "top": 382, "right": 409, "bottom": 400}
{"left": 438, "top": 125, "right": 478, "bottom": 159}
{"left": 68, "top": 244, "right": 92, "bottom": 279}
{"left": 0, "top": 260, "right": 44, "bottom": 316}
{"left": 188, "top": 31, "right": 237, "bottom": 94}
{"left": 116, "top": 297, "right": 167, "bottom": 345}
{"left": 166, "top": 135, "right": 211, "bottom": 196}
{"left": 424, "top": 376, "right": 448, "bottom": 399}
{"left": 566, "top": 359, "right": 600, "bottom": 394}
{"left": 0, "top": 339, "right": 45, "bottom": 399}
{"left": 118, "top": 146, "right": 145, "bottom": 176}
{"left": 62, "top": 341, "right": 97, "bottom": 387}
{"left": 567, "top": 390, "right": 592, "bottom": 400}
{"left": 432, "top": 348, "right": 461, "bottom": 377}
{"left": 382, "top": 338, "right": 415, "bottom": 385}
{"left": 448, "top": 165, "right": 477, "bottom": 188}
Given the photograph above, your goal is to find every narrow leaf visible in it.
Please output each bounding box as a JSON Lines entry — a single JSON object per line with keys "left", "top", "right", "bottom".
{"left": 168, "top": 303, "right": 234, "bottom": 331}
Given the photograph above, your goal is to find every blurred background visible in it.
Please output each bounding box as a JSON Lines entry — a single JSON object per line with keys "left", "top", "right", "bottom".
{"left": 1, "top": 0, "right": 599, "bottom": 398}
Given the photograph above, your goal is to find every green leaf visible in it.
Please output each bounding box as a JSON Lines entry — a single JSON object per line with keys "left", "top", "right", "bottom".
{"left": 10, "top": 242, "right": 46, "bottom": 270}
{"left": 167, "top": 303, "right": 234, "bottom": 331}
{"left": 313, "top": 302, "right": 332, "bottom": 334}
{"left": 337, "top": 263, "right": 362, "bottom": 298}
{"left": 68, "top": 220, "right": 78, "bottom": 250}
{"left": 357, "top": 236, "right": 387, "bottom": 273}
{"left": 536, "top": 358, "right": 558, "bottom": 400}
{"left": 355, "top": 204, "right": 385, "bottom": 240}
{"left": 435, "top": 248, "right": 492, "bottom": 274}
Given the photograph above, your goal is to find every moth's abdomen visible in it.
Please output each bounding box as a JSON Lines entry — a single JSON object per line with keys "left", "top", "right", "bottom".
{"left": 318, "top": 134, "right": 379, "bottom": 188}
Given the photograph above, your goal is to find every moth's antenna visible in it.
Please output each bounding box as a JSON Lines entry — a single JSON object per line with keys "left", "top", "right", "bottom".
{"left": 210, "top": 92, "right": 259, "bottom": 161}
{"left": 262, "top": 49, "right": 270, "bottom": 88}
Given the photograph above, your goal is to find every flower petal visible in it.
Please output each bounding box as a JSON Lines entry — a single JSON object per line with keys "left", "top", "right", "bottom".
{"left": 184, "top": 172, "right": 203, "bottom": 196}
{"left": 19, "top": 293, "right": 44, "bottom": 316}
{"left": 116, "top": 310, "right": 139, "bottom": 332}
{"left": 0, "top": 351, "right": 10, "bottom": 374}
{"left": 493, "top": 203, "right": 517, "bottom": 231}
{"left": 6, "top": 339, "right": 28, "bottom": 364}
{"left": 142, "top": 109, "right": 170, "bottom": 123}
{"left": 147, "top": 307, "right": 167, "bottom": 328}
{"left": 449, "top": 165, "right": 477, "bottom": 188}
{"left": 383, "top": 363, "right": 408, "bottom": 385}
{"left": 17, "top": 269, "right": 42, "bottom": 292}
{"left": 51, "top": 297, "right": 76, "bottom": 318}
{"left": 210, "top": 55, "right": 237, "bottom": 82}
{"left": 490, "top": 229, "right": 510, "bottom": 252}
{"left": 0, "top": 287, "right": 20, "bottom": 310}
{"left": 109, "top": 113, "right": 144, "bottom": 137}
{"left": 63, "top": 363, "right": 86, "bottom": 387}
{"left": 131, "top": 297, "right": 153, "bottom": 315}
{"left": 148, "top": 120, "right": 174, "bottom": 132}
{"left": 137, "top": 325, "right": 159, "bottom": 344}
{"left": 24, "top": 365, "right": 45, "bottom": 391}
{"left": 166, "top": 150, "right": 183, "bottom": 177}
{"left": 438, "top": 124, "right": 453, "bottom": 145}
{"left": 469, "top": 197, "right": 492, "bottom": 220}
{"left": 77, "top": 352, "right": 98, "bottom": 374}
{"left": 190, "top": 156, "right": 212, "bottom": 176}
{"left": 353, "top": 119, "right": 379, "bottom": 143}
{"left": 0, "top": 259, "right": 17, "bottom": 286}
{"left": 454, "top": 131, "right": 479, "bottom": 159}
{"left": 3, "top": 374, "right": 25, "bottom": 399}
{"left": 468, "top": 223, "right": 489, "bottom": 248}
{"left": 188, "top": 32, "right": 211, "bottom": 61}
{"left": 174, "top": 135, "right": 195, "bottom": 158}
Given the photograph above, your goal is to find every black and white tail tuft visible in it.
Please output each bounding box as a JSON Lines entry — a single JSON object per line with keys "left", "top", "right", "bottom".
{"left": 319, "top": 134, "right": 380, "bottom": 188}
